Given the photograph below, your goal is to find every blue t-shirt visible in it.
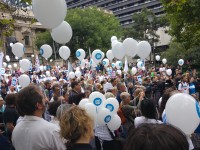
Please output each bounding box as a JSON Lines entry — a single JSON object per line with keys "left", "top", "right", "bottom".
{"left": 189, "top": 83, "right": 196, "bottom": 95}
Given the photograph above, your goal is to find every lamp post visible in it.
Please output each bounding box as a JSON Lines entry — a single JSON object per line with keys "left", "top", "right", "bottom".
{"left": 147, "top": 15, "right": 156, "bottom": 68}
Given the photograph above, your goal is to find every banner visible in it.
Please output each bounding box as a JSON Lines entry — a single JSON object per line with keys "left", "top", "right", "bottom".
{"left": 0, "top": 52, "right": 4, "bottom": 69}
{"left": 35, "top": 54, "right": 40, "bottom": 72}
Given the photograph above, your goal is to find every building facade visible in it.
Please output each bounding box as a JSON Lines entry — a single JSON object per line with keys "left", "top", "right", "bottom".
{"left": 66, "top": 0, "right": 164, "bottom": 27}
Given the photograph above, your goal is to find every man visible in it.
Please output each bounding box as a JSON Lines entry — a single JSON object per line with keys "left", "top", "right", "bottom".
{"left": 116, "top": 82, "right": 127, "bottom": 104}
{"left": 44, "top": 80, "right": 53, "bottom": 100}
{"left": 12, "top": 85, "right": 65, "bottom": 150}
{"left": 69, "top": 81, "right": 85, "bottom": 105}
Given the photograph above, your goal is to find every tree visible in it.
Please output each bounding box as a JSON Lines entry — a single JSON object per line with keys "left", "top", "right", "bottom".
{"left": 35, "top": 7, "right": 123, "bottom": 59}
{"left": 160, "top": 0, "right": 200, "bottom": 49}
{"left": 124, "top": 8, "right": 168, "bottom": 42}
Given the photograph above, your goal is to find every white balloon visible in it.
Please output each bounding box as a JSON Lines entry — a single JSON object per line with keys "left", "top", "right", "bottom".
{"left": 40, "top": 44, "right": 52, "bottom": 59}
{"left": 116, "top": 70, "right": 122, "bottom": 75}
{"left": 85, "top": 103, "right": 96, "bottom": 120}
{"left": 111, "top": 36, "right": 117, "bottom": 42}
{"left": 19, "top": 59, "right": 31, "bottom": 72}
{"left": 89, "top": 91, "right": 105, "bottom": 107}
{"left": 3, "top": 62, "right": 7, "bottom": 67}
{"left": 10, "top": 43, "right": 13, "bottom": 47}
{"left": 137, "top": 59, "right": 141, "bottom": 62}
{"left": 165, "top": 93, "right": 200, "bottom": 135}
{"left": 162, "top": 58, "right": 167, "bottom": 64}
{"left": 102, "top": 59, "right": 109, "bottom": 67}
{"left": 104, "top": 98, "right": 119, "bottom": 113}
{"left": 18, "top": 74, "right": 30, "bottom": 88}
{"left": 107, "top": 115, "right": 121, "bottom": 131}
{"left": 101, "top": 51, "right": 105, "bottom": 60}
{"left": 5, "top": 55, "right": 9, "bottom": 59}
{"left": 68, "top": 72, "right": 75, "bottom": 79}
{"left": 178, "top": 59, "right": 184, "bottom": 66}
{"left": 6, "top": 57, "right": 10, "bottom": 62}
{"left": 92, "top": 49, "right": 103, "bottom": 64}
{"left": 51, "top": 21, "right": 72, "bottom": 44}
{"left": 116, "top": 61, "right": 123, "bottom": 70}
{"left": 8, "top": 65, "right": 12, "bottom": 69}
{"left": 106, "top": 50, "right": 114, "bottom": 60}
{"left": 112, "top": 42, "right": 125, "bottom": 60}
{"left": 111, "top": 40, "right": 118, "bottom": 48}
{"left": 155, "top": 55, "right": 160, "bottom": 61}
{"left": 76, "top": 49, "right": 85, "bottom": 61}
{"left": 132, "top": 67, "right": 137, "bottom": 75}
{"left": 12, "top": 42, "right": 25, "bottom": 58}
{"left": 46, "top": 71, "right": 51, "bottom": 77}
{"left": 142, "top": 66, "right": 145, "bottom": 71}
{"left": 123, "top": 38, "right": 138, "bottom": 57}
{"left": 75, "top": 70, "right": 82, "bottom": 78}
{"left": 97, "top": 108, "right": 112, "bottom": 126}
{"left": 79, "top": 99, "right": 89, "bottom": 109}
{"left": 166, "top": 69, "right": 172, "bottom": 76}
{"left": 90, "top": 59, "right": 97, "bottom": 68}
{"left": 32, "top": 0, "right": 67, "bottom": 29}
{"left": 59, "top": 46, "right": 71, "bottom": 60}
{"left": 137, "top": 61, "right": 144, "bottom": 69}
{"left": 111, "top": 63, "right": 116, "bottom": 68}
{"left": 137, "top": 41, "right": 151, "bottom": 59}
{"left": 15, "top": 56, "right": 19, "bottom": 60}
{"left": 80, "top": 59, "right": 86, "bottom": 68}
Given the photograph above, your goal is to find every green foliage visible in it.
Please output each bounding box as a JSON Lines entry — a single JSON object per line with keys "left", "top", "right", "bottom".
{"left": 160, "top": 0, "right": 200, "bottom": 49}
{"left": 35, "top": 31, "right": 53, "bottom": 49}
{"left": 124, "top": 8, "right": 168, "bottom": 43}
{"left": 35, "top": 7, "right": 123, "bottom": 58}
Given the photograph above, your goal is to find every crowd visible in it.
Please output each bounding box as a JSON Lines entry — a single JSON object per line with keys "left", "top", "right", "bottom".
{"left": 0, "top": 62, "right": 200, "bottom": 150}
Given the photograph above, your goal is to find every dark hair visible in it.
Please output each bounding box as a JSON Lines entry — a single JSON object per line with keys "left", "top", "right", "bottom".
{"left": 5, "top": 94, "right": 16, "bottom": 106}
{"left": 124, "top": 124, "right": 189, "bottom": 150}
{"left": 110, "top": 78, "right": 116, "bottom": 83}
{"left": 159, "top": 87, "right": 177, "bottom": 117}
{"left": 63, "top": 83, "right": 68, "bottom": 89}
{"left": 16, "top": 85, "right": 43, "bottom": 115}
{"left": 71, "top": 81, "right": 79, "bottom": 89}
{"left": 48, "top": 101, "right": 61, "bottom": 117}
{"left": 140, "top": 99, "right": 157, "bottom": 119}
{"left": 52, "top": 84, "right": 60, "bottom": 92}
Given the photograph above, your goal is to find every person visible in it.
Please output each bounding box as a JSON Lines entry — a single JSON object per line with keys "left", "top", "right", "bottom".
{"left": 116, "top": 82, "right": 126, "bottom": 104}
{"left": 124, "top": 124, "right": 189, "bottom": 150}
{"left": 50, "top": 83, "right": 61, "bottom": 102}
{"left": 1, "top": 85, "right": 7, "bottom": 101}
{"left": 48, "top": 101, "right": 61, "bottom": 126}
{"left": 12, "top": 85, "right": 65, "bottom": 150}
{"left": 44, "top": 80, "right": 53, "bottom": 100}
{"left": 69, "top": 81, "right": 85, "bottom": 105}
{"left": 3, "top": 94, "right": 19, "bottom": 141}
{"left": 178, "top": 76, "right": 189, "bottom": 94}
{"left": 0, "top": 97, "right": 5, "bottom": 132}
{"left": 134, "top": 99, "right": 162, "bottom": 128}
{"left": 60, "top": 106, "right": 93, "bottom": 150}
{"left": 189, "top": 77, "right": 196, "bottom": 98}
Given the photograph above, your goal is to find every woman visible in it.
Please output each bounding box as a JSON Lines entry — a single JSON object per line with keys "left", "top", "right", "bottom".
{"left": 60, "top": 106, "right": 93, "bottom": 150}
{"left": 134, "top": 99, "right": 162, "bottom": 128}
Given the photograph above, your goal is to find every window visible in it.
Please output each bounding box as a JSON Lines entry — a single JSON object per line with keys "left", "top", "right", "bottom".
{"left": 24, "top": 35, "right": 30, "bottom": 46}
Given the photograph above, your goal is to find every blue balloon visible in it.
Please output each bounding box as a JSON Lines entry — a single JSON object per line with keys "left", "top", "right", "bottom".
{"left": 106, "top": 104, "right": 114, "bottom": 112}
{"left": 196, "top": 101, "right": 200, "bottom": 118}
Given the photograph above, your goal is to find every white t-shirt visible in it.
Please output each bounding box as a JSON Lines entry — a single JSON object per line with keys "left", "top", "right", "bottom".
{"left": 178, "top": 82, "right": 189, "bottom": 94}
{"left": 134, "top": 116, "right": 163, "bottom": 128}
{"left": 12, "top": 115, "right": 65, "bottom": 150}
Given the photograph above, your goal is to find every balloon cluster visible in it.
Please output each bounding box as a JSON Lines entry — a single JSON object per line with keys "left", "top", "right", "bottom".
{"left": 79, "top": 92, "right": 121, "bottom": 131}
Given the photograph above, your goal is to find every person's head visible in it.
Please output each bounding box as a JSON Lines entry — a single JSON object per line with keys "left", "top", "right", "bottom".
{"left": 56, "top": 104, "right": 72, "bottom": 120}
{"left": 48, "top": 101, "right": 61, "bottom": 117}
{"left": 117, "top": 82, "right": 126, "bottom": 92}
{"left": 62, "top": 83, "right": 68, "bottom": 92}
{"left": 190, "top": 77, "right": 194, "bottom": 83}
{"left": 63, "top": 91, "right": 69, "bottom": 103}
{"left": 60, "top": 106, "right": 94, "bottom": 149}
{"left": 9, "top": 85, "right": 15, "bottom": 91}
{"left": 124, "top": 124, "right": 189, "bottom": 150}
{"left": 141, "top": 99, "right": 157, "bottom": 119}
{"left": 1, "top": 85, "right": 7, "bottom": 94}
{"left": 120, "top": 92, "right": 131, "bottom": 104}
{"left": 16, "top": 85, "right": 45, "bottom": 116}
{"left": 44, "top": 80, "right": 51, "bottom": 90}
{"left": 85, "top": 84, "right": 93, "bottom": 92}
{"left": 5, "top": 94, "right": 16, "bottom": 106}
{"left": 0, "top": 97, "right": 4, "bottom": 108}
{"left": 104, "top": 92, "right": 115, "bottom": 99}
{"left": 111, "top": 78, "right": 117, "bottom": 86}
{"left": 71, "top": 81, "right": 81, "bottom": 92}
{"left": 134, "top": 88, "right": 144, "bottom": 98}
{"left": 52, "top": 83, "right": 60, "bottom": 94}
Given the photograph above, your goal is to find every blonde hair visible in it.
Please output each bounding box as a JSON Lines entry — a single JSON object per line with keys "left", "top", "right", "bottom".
{"left": 120, "top": 92, "right": 130, "bottom": 101}
{"left": 60, "top": 106, "right": 93, "bottom": 147}
{"left": 104, "top": 92, "right": 114, "bottom": 99}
